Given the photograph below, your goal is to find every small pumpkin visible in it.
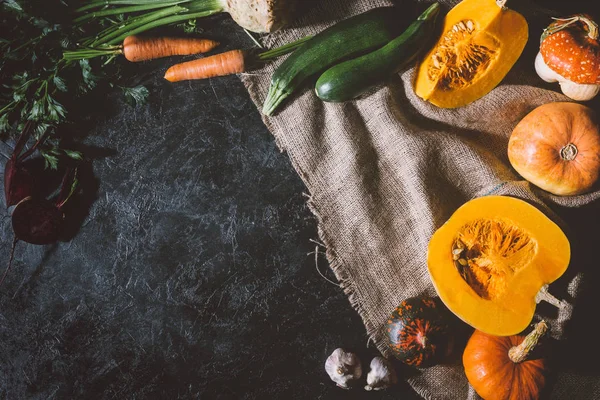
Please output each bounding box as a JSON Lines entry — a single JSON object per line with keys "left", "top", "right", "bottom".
{"left": 414, "top": 0, "right": 528, "bottom": 108}
{"left": 385, "top": 296, "right": 453, "bottom": 367}
{"left": 427, "top": 196, "right": 570, "bottom": 336}
{"left": 508, "top": 102, "right": 600, "bottom": 196}
{"left": 535, "top": 14, "right": 600, "bottom": 101}
{"left": 463, "top": 321, "right": 549, "bottom": 400}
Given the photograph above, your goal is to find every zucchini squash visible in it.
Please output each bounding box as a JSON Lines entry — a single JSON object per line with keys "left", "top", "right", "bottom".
{"left": 262, "top": 7, "right": 406, "bottom": 116}
{"left": 315, "top": 3, "right": 441, "bottom": 103}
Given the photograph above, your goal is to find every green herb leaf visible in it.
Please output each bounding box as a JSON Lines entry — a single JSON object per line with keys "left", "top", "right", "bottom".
{"left": 0, "top": 114, "right": 10, "bottom": 133}
{"left": 13, "top": 91, "right": 25, "bottom": 103}
{"left": 47, "top": 96, "right": 66, "bottom": 122}
{"left": 30, "top": 99, "right": 45, "bottom": 120}
{"left": 53, "top": 75, "right": 67, "bottom": 92}
{"left": 64, "top": 149, "right": 83, "bottom": 160}
{"left": 42, "top": 151, "right": 59, "bottom": 170}
{"left": 79, "top": 59, "right": 98, "bottom": 92}
{"left": 121, "top": 85, "right": 149, "bottom": 107}
{"left": 35, "top": 122, "right": 51, "bottom": 136}
{"left": 177, "top": 19, "right": 201, "bottom": 34}
{"left": 3, "top": 0, "right": 23, "bottom": 12}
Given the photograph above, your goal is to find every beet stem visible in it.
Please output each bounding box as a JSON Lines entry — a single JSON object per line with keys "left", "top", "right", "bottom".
{"left": 12, "top": 121, "right": 34, "bottom": 161}
{"left": 56, "top": 168, "right": 79, "bottom": 209}
{"left": 0, "top": 237, "right": 18, "bottom": 287}
{"left": 18, "top": 127, "right": 51, "bottom": 161}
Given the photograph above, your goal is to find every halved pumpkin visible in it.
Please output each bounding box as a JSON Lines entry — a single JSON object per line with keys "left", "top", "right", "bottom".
{"left": 427, "top": 196, "right": 570, "bottom": 336}
{"left": 414, "top": 0, "right": 528, "bottom": 108}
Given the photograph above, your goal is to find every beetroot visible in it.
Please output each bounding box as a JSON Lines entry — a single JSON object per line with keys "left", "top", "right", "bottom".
{"left": 11, "top": 197, "right": 64, "bottom": 245}
{"left": 1, "top": 168, "right": 78, "bottom": 285}
{"left": 4, "top": 122, "right": 50, "bottom": 207}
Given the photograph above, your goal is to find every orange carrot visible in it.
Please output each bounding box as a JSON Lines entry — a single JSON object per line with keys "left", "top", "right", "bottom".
{"left": 63, "top": 35, "right": 220, "bottom": 62}
{"left": 122, "top": 35, "right": 220, "bottom": 62}
{"left": 164, "top": 49, "right": 246, "bottom": 82}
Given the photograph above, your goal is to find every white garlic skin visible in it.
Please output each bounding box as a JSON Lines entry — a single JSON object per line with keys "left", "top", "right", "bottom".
{"left": 324, "top": 348, "right": 362, "bottom": 389}
{"left": 534, "top": 52, "right": 600, "bottom": 101}
{"left": 364, "top": 356, "right": 398, "bottom": 391}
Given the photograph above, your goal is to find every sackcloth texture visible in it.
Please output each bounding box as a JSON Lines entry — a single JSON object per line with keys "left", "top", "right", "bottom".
{"left": 239, "top": 0, "right": 600, "bottom": 398}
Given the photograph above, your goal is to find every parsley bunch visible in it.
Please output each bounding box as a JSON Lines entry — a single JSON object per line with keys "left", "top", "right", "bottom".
{"left": 1, "top": 0, "right": 147, "bottom": 168}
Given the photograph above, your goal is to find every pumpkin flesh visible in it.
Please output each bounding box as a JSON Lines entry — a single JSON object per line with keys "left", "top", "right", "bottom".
{"left": 427, "top": 196, "right": 570, "bottom": 336}
{"left": 414, "top": 0, "right": 528, "bottom": 108}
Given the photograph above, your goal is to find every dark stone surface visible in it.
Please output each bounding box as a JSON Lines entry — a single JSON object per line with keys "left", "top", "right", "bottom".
{"left": 2, "top": 2, "right": 600, "bottom": 399}
{"left": 0, "top": 14, "right": 420, "bottom": 400}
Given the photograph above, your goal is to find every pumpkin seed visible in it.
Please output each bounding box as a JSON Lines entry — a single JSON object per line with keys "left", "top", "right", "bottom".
{"left": 454, "top": 218, "right": 537, "bottom": 301}
{"left": 427, "top": 20, "right": 499, "bottom": 90}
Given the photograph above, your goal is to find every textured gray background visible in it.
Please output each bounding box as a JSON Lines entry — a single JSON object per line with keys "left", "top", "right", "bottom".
{"left": 0, "top": 13, "right": 421, "bottom": 400}
{"left": 1, "top": 1, "right": 600, "bottom": 399}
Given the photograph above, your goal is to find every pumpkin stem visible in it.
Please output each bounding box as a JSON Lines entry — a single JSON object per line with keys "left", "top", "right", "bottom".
{"left": 418, "top": 333, "right": 428, "bottom": 348}
{"left": 535, "top": 284, "right": 566, "bottom": 309}
{"left": 580, "top": 16, "right": 599, "bottom": 40}
{"left": 544, "top": 15, "right": 599, "bottom": 41}
{"left": 508, "top": 321, "right": 548, "bottom": 363}
{"left": 560, "top": 143, "right": 578, "bottom": 161}
{"left": 495, "top": 0, "right": 508, "bottom": 10}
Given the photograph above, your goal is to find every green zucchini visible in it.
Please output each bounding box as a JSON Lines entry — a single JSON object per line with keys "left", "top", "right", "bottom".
{"left": 315, "top": 3, "right": 440, "bottom": 103}
{"left": 262, "top": 7, "right": 406, "bottom": 116}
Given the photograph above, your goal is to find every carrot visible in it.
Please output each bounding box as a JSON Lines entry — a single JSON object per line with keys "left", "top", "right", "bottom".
{"left": 162, "top": 35, "right": 315, "bottom": 82}
{"left": 63, "top": 35, "right": 220, "bottom": 62}
{"left": 164, "top": 49, "right": 246, "bottom": 82}
{"left": 122, "top": 35, "right": 220, "bottom": 62}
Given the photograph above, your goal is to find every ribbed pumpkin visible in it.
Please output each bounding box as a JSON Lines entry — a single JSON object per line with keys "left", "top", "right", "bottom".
{"left": 385, "top": 296, "right": 453, "bottom": 367}
{"left": 463, "top": 321, "right": 549, "bottom": 400}
{"left": 508, "top": 102, "right": 600, "bottom": 196}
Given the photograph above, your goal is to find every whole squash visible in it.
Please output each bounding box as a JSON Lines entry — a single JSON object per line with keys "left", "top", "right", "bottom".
{"left": 414, "top": 0, "right": 528, "bottom": 108}
{"left": 385, "top": 296, "right": 453, "bottom": 367}
{"left": 463, "top": 321, "right": 549, "bottom": 400}
{"left": 508, "top": 102, "right": 600, "bottom": 196}
{"left": 427, "top": 196, "right": 570, "bottom": 336}
{"left": 535, "top": 14, "right": 600, "bottom": 101}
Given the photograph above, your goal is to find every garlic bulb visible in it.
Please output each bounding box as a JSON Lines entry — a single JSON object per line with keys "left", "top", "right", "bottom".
{"left": 535, "top": 52, "right": 600, "bottom": 101}
{"left": 324, "top": 348, "right": 362, "bottom": 389}
{"left": 364, "top": 357, "right": 398, "bottom": 391}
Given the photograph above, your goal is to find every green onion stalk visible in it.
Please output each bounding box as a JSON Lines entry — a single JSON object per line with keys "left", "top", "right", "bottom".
{"left": 74, "top": 0, "right": 295, "bottom": 47}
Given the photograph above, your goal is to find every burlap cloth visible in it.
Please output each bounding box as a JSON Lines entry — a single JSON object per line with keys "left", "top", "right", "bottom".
{"left": 240, "top": 0, "right": 600, "bottom": 398}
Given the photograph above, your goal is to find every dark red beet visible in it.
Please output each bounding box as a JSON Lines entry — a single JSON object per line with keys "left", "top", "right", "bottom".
{"left": 4, "top": 122, "right": 50, "bottom": 207}
{"left": 4, "top": 158, "right": 36, "bottom": 207}
{"left": 11, "top": 197, "right": 64, "bottom": 245}
{"left": 1, "top": 168, "right": 77, "bottom": 286}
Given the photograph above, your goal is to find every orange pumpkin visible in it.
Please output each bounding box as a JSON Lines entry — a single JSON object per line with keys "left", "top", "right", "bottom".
{"left": 508, "top": 102, "right": 600, "bottom": 196}
{"left": 463, "top": 321, "right": 548, "bottom": 400}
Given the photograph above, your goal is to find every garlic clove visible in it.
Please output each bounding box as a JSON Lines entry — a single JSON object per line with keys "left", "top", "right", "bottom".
{"left": 325, "top": 348, "right": 362, "bottom": 389}
{"left": 364, "top": 356, "right": 398, "bottom": 391}
{"left": 558, "top": 80, "right": 600, "bottom": 101}
{"left": 534, "top": 52, "right": 561, "bottom": 83}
